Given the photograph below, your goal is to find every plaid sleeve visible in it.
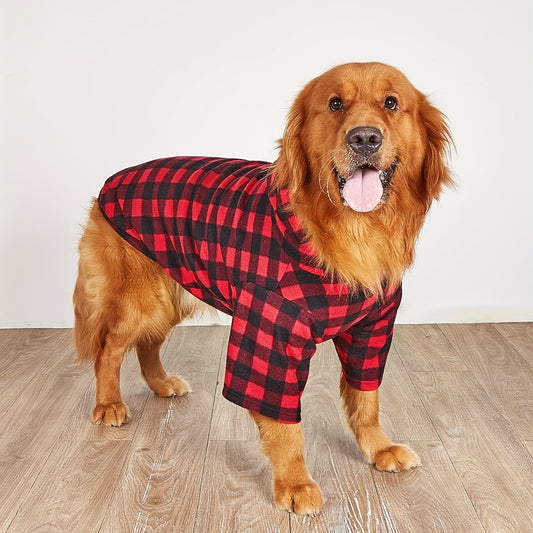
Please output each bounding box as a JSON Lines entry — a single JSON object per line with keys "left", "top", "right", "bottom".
{"left": 333, "top": 284, "right": 402, "bottom": 391}
{"left": 223, "top": 283, "right": 316, "bottom": 423}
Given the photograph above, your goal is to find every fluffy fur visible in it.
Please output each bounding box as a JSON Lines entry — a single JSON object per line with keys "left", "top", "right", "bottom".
{"left": 274, "top": 62, "right": 452, "bottom": 294}
{"left": 73, "top": 62, "right": 452, "bottom": 513}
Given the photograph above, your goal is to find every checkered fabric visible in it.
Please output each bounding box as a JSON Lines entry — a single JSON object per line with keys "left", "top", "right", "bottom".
{"left": 99, "top": 157, "right": 402, "bottom": 423}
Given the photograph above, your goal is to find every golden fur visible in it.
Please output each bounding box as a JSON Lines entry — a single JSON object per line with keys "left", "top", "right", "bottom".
{"left": 274, "top": 62, "right": 452, "bottom": 294}
{"left": 73, "top": 62, "right": 452, "bottom": 513}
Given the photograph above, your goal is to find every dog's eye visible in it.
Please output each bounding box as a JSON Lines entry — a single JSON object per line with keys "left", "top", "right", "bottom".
{"left": 329, "top": 97, "right": 344, "bottom": 112}
{"left": 384, "top": 96, "right": 398, "bottom": 110}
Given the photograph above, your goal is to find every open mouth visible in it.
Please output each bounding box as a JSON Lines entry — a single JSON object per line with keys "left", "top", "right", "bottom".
{"left": 336, "top": 161, "right": 397, "bottom": 212}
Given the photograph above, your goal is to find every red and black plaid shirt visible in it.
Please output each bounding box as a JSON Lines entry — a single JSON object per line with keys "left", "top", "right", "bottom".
{"left": 99, "top": 157, "right": 402, "bottom": 423}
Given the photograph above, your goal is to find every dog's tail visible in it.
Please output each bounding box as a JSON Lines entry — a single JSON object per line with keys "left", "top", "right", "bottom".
{"left": 72, "top": 264, "right": 108, "bottom": 363}
{"left": 72, "top": 200, "right": 111, "bottom": 363}
{"left": 73, "top": 281, "right": 107, "bottom": 362}
{"left": 73, "top": 310, "right": 107, "bottom": 363}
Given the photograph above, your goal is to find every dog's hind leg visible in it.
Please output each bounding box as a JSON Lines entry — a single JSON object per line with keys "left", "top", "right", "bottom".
{"left": 74, "top": 201, "right": 204, "bottom": 425}
{"left": 136, "top": 285, "right": 204, "bottom": 398}
{"left": 92, "top": 334, "right": 131, "bottom": 426}
{"left": 136, "top": 336, "right": 191, "bottom": 398}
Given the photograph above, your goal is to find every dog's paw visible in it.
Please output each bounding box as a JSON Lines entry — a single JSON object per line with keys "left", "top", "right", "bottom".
{"left": 373, "top": 444, "right": 420, "bottom": 472}
{"left": 92, "top": 402, "right": 130, "bottom": 427}
{"left": 152, "top": 375, "right": 192, "bottom": 398}
{"left": 274, "top": 480, "right": 323, "bottom": 515}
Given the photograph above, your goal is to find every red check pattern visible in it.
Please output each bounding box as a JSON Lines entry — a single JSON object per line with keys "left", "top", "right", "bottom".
{"left": 99, "top": 157, "right": 402, "bottom": 422}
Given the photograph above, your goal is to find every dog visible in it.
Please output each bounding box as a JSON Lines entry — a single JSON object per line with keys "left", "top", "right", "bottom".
{"left": 73, "top": 62, "right": 452, "bottom": 515}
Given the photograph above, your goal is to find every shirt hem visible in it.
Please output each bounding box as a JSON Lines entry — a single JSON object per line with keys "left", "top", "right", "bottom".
{"left": 222, "top": 386, "right": 301, "bottom": 424}
{"left": 342, "top": 371, "right": 382, "bottom": 391}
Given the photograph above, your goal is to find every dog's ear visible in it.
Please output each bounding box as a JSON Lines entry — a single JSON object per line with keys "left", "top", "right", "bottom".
{"left": 419, "top": 94, "right": 454, "bottom": 204}
{"left": 273, "top": 92, "right": 309, "bottom": 195}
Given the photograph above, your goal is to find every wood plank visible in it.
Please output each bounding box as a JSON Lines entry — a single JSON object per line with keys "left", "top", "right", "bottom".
{"left": 210, "top": 386, "right": 258, "bottom": 441}
{"left": 451, "top": 419, "right": 533, "bottom": 533}
{"left": 0, "top": 330, "right": 95, "bottom": 531}
{"left": 439, "top": 323, "right": 533, "bottom": 439}
{"left": 99, "top": 371, "right": 217, "bottom": 532}
{"left": 392, "top": 324, "right": 467, "bottom": 372}
{"left": 371, "top": 440, "right": 485, "bottom": 533}
{"left": 0, "top": 328, "right": 20, "bottom": 340}
{"left": 41, "top": 329, "right": 91, "bottom": 378}
{"left": 410, "top": 369, "right": 533, "bottom": 532}
{"left": 379, "top": 345, "right": 438, "bottom": 441}
{"left": 493, "top": 322, "right": 533, "bottom": 359}
{"left": 0, "top": 329, "right": 23, "bottom": 355}
{"left": 6, "top": 440, "right": 131, "bottom": 533}
{"left": 166, "top": 325, "right": 228, "bottom": 374}
{"left": 409, "top": 369, "right": 505, "bottom": 425}
{"left": 0, "top": 329, "right": 64, "bottom": 366}
{"left": 0, "top": 372, "right": 92, "bottom": 463}
{"left": 0, "top": 329, "right": 70, "bottom": 402}
{"left": 0, "top": 458, "right": 52, "bottom": 532}
{"left": 194, "top": 441, "right": 289, "bottom": 533}
{"left": 1, "top": 324, "right": 531, "bottom": 532}
{"left": 98, "top": 327, "right": 227, "bottom": 532}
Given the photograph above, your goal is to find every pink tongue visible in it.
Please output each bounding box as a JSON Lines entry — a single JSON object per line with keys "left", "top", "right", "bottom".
{"left": 342, "top": 168, "right": 383, "bottom": 212}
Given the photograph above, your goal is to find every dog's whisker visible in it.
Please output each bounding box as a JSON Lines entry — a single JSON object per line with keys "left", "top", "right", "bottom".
{"left": 317, "top": 151, "right": 339, "bottom": 206}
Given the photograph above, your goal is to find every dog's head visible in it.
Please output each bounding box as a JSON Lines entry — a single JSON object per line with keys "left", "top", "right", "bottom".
{"left": 274, "top": 62, "right": 453, "bottom": 291}
{"left": 276, "top": 62, "right": 453, "bottom": 213}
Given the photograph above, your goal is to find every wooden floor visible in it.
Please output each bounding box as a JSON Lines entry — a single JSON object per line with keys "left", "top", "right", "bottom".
{"left": 0, "top": 324, "right": 532, "bottom": 532}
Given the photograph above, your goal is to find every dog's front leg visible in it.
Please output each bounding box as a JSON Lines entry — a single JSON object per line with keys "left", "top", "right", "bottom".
{"left": 249, "top": 411, "right": 323, "bottom": 515}
{"left": 340, "top": 375, "right": 420, "bottom": 471}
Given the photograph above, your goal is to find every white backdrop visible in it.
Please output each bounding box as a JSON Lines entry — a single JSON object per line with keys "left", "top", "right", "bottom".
{"left": 1, "top": 0, "right": 532, "bottom": 327}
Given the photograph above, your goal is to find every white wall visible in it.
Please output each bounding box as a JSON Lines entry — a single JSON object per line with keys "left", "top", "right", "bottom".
{"left": 1, "top": 0, "right": 532, "bottom": 327}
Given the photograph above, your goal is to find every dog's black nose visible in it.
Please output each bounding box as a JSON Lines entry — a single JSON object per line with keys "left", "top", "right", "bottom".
{"left": 346, "top": 127, "right": 383, "bottom": 156}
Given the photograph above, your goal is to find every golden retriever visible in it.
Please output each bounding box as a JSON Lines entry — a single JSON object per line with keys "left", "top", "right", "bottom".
{"left": 73, "top": 62, "right": 452, "bottom": 515}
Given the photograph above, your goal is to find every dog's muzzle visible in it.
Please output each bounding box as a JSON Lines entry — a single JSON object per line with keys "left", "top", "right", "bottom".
{"left": 335, "top": 127, "right": 397, "bottom": 212}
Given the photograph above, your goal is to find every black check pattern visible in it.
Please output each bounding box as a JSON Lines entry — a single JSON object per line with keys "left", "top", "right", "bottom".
{"left": 99, "top": 157, "right": 402, "bottom": 422}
